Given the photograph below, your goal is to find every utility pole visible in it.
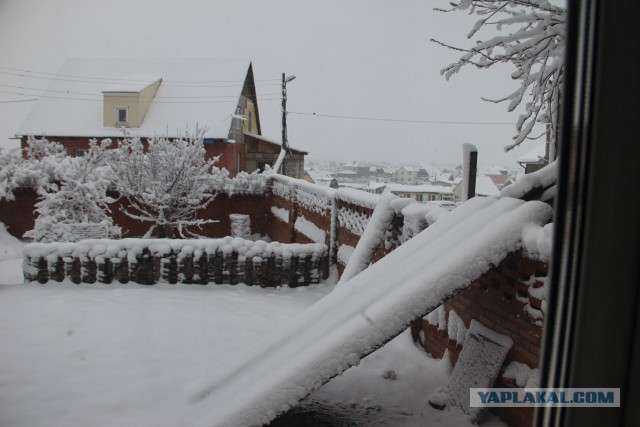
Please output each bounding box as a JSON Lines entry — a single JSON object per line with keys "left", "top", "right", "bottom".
{"left": 280, "top": 73, "right": 296, "bottom": 176}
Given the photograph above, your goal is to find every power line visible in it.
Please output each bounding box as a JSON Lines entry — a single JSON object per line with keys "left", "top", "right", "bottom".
{"left": 0, "top": 65, "right": 280, "bottom": 84}
{"left": 0, "top": 98, "right": 38, "bottom": 103}
{"left": 0, "top": 70, "right": 282, "bottom": 88}
{"left": 0, "top": 83, "right": 280, "bottom": 100}
{"left": 0, "top": 90, "right": 283, "bottom": 104}
{"left": 288, "top": 111, "right": 515, "bottom": 126}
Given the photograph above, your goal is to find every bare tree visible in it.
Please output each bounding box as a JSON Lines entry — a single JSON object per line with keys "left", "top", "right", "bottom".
{"left": 110, "top": 130, "right": 222, "bottom": 238}
{"left": 432, "top": 0, "right": 566, "bottom": 158}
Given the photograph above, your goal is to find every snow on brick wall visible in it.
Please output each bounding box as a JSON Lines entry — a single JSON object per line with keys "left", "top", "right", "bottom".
{"left": 336, "top": 244, "right": 355, "bottom": 266}
{"left": 293, "top": 215, "right": 326, "bottom": 244}
{"left": 271, "top": 206, "right": 289, "bottom": 224}
{"left": 410, "top": 250, "right": 548, "bottom": 427}
{"left": 272, "top": 179, "right": 294, "bottom": 201}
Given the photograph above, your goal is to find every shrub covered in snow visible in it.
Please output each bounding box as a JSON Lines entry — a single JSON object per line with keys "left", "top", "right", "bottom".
{"left": 0, "top": 136, "right": 67, "bottom": 201}
{"left": 24, "top": 138, "right": 120, "bottom": 243}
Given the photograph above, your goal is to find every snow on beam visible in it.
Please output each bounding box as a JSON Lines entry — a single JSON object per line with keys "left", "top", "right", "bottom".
{"left": 188, "top": 196, "right": 553, "bottom": 426}
{"left": 337, "top": 192, "right": 397, "bottom": 285}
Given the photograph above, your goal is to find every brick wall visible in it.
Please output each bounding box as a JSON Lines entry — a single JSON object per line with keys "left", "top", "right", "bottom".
{"left": 21, "top": 136, "right": 246, "bottom": 177}
{"left": 0, "top": 188, "right": 39, "bottom": 238}
{"left": 1, "top": 188, "right": 270, "bottom": 239}
{"left": 410, "top": 251, "right": 548, "bottom": 427}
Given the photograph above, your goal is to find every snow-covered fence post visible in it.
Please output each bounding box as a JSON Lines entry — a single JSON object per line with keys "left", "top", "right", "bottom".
{"left": 193, "top": 249, "right": 207, "bottom": 285}
{"left": 96, "top": 257, "right": 113, "bottom": 284}
{"left": 162, "top": 251, "right": 179, "bottom": 284}
{"left": 328, "top": 194, "right": 340, "bottom": 270}
{"left": 49, "top": 256, "right": 65, "bottom": 282}
{"left": 81, "top": 256, "right": 97, "bottom": 284}
{"left": 229, "top": 252, "right": 239, "bottom": 285}
{"left": 288, "top": 183, "right": 298, "bottom": 243}
{"left": 67, "top": 258, "right": 81, "bottom": 284}
{"left": 264, "top": 255, "right": 279, "bottom": 287}
{"left": 130, "top": 249, "right": 154, "bottom": 285}
{"left": 113, "top": 259, "right": 128, "bottom": 284}
{"left": 178, "top": 249, "right": 194, "bottom": 284}
{"left": 252, "top": 256, "right": 264, "bottom": 286}
{"left": 462, "top": 143, "right": 478, "bottom": 202}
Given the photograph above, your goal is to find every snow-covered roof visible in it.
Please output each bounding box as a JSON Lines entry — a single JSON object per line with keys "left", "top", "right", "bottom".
{"left": 475, "top": 175, "right": 501, "bottom": 197}
{"left": 304, "top": 169, "right": 334, "bottom": 183}
{"left": 484, "top": 166, "right": 510, "bottom": 176}
{"left": 16, "top": 58, "right": 252, "bottom": 139}
{"left": 244, "top": 132, "right": 308, "bottom": 153}
{"left": 396, "top": 166, "right": 418, "bottom": 173}
{"left": 517, "top": 144, "right": 547, "bottom": 164}
{"left": 101, "top": 74, "right": 162, "bottom": 93}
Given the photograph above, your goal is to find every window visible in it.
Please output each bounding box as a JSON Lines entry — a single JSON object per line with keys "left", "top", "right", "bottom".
{"left": 75, "top": 148, "right": 90, "bottom": 157}
{"left": 246, "top": 111, "right": 252, "bottom": 132}
{"left": 116, "top": 107, "right": 128, "bottom": 124}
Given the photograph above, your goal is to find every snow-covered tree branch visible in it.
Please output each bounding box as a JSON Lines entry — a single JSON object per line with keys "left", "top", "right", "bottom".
{"left": 433, "top": 0, "right": 566, "bottom": 157}
{"left": 109, "top": 130, "right": 222, "bottom": 238}
{"left": 0, "top": 136, "right": 68, "bottom": 201}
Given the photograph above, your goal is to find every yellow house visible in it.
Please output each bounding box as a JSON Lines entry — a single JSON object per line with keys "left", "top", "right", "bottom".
{"left": 102, "top": 75, "right": 162, "bottom": 127}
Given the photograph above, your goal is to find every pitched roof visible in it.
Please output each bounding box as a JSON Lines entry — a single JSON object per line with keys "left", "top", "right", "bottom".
{"left": 16, "top": 58, "right": 252, "bottom": 139}
{"left": 517, "top": 144, "right": 547, "bottom": 164}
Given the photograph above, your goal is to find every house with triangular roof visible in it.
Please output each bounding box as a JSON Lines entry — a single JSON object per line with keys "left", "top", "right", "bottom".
{"left": 15, "top": 58, "right": 307, "bottom": 177}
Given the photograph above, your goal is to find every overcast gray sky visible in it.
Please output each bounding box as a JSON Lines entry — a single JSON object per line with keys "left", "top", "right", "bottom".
{"left": 0, "top": 0, "right": 543, "bottom": 169}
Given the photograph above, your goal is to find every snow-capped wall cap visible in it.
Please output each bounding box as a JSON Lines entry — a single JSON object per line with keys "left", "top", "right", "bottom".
{"left": 521, "top": 222, "right": 554, "bottom": 261}
{"left": 389, "top": 198, "right": 414, "bottom": 213}
{"left": 462, "top": 142, "right": 478, "bottom": 154}
{"left": 500, "top": 160, "right": 558, "bottom": 200}
{"left": 101, "top": 75, "right": 163, "bottom": 93}
{"left": 400, "top": 201, "right": 432, "bottom": 221}
{"left": 336, "top": 187, "right": 380, "bottom": 209}
{"left": 271, "top": 173, "right": 336, "bottom": 198}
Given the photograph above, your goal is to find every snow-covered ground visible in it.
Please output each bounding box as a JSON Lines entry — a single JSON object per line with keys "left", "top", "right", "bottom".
{"left": 0, "top": 225, "right": 505, "bottom": 426}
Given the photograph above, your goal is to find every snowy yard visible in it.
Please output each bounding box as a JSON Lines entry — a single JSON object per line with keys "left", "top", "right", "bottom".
{"left": 0, "top": 229, "right": 503, "bottom": 426}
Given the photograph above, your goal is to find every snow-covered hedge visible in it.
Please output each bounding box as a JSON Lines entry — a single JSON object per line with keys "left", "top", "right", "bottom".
{"left": 23, "top": 237, "right": 328, "bottom": 286}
